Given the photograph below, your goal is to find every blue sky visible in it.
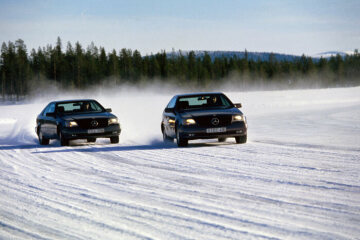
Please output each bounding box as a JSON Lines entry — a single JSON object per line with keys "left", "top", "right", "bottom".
{"left": 0, "top": 0, "right": 359, "bottom": 55}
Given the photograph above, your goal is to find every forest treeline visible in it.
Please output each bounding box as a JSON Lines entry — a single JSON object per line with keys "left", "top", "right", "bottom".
{"left": 1, "top": 37, "right": 360, "bottom": 100}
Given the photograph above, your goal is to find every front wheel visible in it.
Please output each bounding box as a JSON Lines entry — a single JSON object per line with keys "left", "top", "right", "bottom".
{"left": 176, "top": 130, "right": 188, "bottom": 147}
{"left": 110, "top": 136, "right": 119, "bottom": 144}
{"left": 218, "top": 137, "right": 227, "bottom": 142}
{"left": 59, "top": 131, "right": 69, "bottom": 146}
{"left": 235, "top": 135, "right": 247, "bottom": 144}
{"left": 163, "top": 129, "right": 173, "bottom": 143}
{"left": 38, "top": 127, "right": 50, "bottom": 145}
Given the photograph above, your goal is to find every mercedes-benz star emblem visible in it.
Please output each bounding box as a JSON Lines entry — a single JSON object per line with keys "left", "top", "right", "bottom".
{"left": 211, "top": 117, "right": 220, "bottom": 126}
{"left": 90, "top": 120, "right": 98, "bottom": 127}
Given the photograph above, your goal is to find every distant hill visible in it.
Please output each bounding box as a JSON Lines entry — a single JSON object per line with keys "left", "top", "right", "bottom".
{"left": 167, "top": 50, "right": 301, "bottom": 62}
{"left": 168, "top": 50, "right": 355, "bottom": 61}
{"left": 311, "top": 51, "right": 354, "bottom": 59}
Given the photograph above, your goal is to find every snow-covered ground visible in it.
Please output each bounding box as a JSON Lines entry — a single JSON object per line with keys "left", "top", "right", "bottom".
{"left": 0, "top": 87, "right": 359, "bottom": 239}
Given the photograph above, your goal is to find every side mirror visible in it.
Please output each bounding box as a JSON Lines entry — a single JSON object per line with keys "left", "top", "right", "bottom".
{"left": 46, "top": 112, "right": 56, "bottom": 117}
{"left": 164, "top": 108, "right": 174, "bottom": 113}
{"left": 106, "top": 108, "right": 112, "bottom": 112}
{"left": 234, "top": 103, "right": 242, "bottom": 108}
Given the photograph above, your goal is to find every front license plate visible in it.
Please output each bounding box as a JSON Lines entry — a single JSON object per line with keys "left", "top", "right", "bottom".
{"left": 88, "top": 128, "right": 105, "bottom": 134}
{"left": 206, "top": 127, "right": 226, "bottom": 133}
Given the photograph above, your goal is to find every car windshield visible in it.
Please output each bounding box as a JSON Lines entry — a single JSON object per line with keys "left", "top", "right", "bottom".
{"left": 56, "top": 101, "right": 104, "bottom": 114}
{"left": 176, "top": 94, "right": 233, "bottom": 110}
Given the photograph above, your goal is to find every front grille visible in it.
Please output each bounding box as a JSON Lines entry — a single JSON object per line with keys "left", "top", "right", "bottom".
{"left": 194, "top": 115, "right": 232, "bottom": 127}
{"left": 76, "top": 118, "right": 108, "bottom": 129}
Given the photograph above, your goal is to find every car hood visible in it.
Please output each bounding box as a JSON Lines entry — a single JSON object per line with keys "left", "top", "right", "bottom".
{"left": 179, "top": 107, "right": 242, "bottom": 118}
{"left": 61, "top": 112, "right": 115, "bottom": 121}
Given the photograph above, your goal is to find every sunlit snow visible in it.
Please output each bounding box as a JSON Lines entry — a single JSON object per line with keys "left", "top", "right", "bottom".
{"left": 0, "top": 87, "right": 359, "bottom": 239}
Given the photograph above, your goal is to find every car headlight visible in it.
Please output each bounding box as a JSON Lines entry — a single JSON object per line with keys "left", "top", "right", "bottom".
{"left": 65, "top": 120, "right": 78, "bottom": 127}
{"left": 232, "top": 115, "right": 245, "bottom": 122}
{"left": 183, "top": 118, "right": 196, "bottom": 125}
{"left": 168, "top": 119, "right": 175, "bottom": 124}
{"left": 108, "top": 118, "right": 118, "bottom": 125}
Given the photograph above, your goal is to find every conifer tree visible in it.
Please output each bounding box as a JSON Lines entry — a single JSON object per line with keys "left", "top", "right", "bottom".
{"left": 0, "top": 38, "right": 359, "bottom": 98}
{"left": 75, "top": 41, "right": 83, "bottom": 88}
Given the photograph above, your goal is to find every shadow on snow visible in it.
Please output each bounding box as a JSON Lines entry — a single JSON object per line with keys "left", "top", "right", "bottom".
{"left": 0, "top": 139, "right": 234, "bottom": 153}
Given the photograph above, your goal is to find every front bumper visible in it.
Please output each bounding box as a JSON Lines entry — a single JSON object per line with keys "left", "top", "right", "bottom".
{"left": 61, "top": 124, "right": 121, "bottom": 140}
{"left": 178, "top": 121, "right": 247, "bottom": 140}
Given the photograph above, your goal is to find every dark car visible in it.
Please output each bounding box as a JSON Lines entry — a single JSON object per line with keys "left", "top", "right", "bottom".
{"left": 36, "top": 99, "right": 121, "bottom": 146}
{"left": 161, "top": 92, "right": 247, "bottom": 146}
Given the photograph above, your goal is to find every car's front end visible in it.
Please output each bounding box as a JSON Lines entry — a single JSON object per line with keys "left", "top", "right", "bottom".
{"left": 162, "top": 92, "right": 249, "bottom": 146}
{"left": 60, "top": 113, "right": 121, "bottom": 140}
{"left": 177, "top": 110, "right": 247, "bottom": 141}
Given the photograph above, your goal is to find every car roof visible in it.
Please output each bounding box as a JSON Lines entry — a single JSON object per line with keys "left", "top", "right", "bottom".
{"left": 50, "top": 99, "right": 96, "bottom": 104}
{"left": 174, "top": 92, "right": 224, "bottom": 98}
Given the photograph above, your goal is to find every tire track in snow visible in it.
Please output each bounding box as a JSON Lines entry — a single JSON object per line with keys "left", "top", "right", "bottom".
{"left": 2, "top": 141, "right": 360, "bottom": 239}
{"left": 1, "top": 87, "right": 360, "bottom": 239}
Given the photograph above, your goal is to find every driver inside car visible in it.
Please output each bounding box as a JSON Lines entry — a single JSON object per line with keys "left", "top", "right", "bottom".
{"left": 207, "top": 96, "right": 219, "bottom": 106}
{"left": 83, "top": 102, "right": 92, "bottom": 111}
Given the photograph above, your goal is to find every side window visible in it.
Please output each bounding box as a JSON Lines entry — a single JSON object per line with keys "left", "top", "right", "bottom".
{"left": 89, "top": 101, "right": 102, "bottom": 111}
{"left": 42, "top": 104, "right": 51, "bottom": 116}
{"left": 48, "top": 103, "right": 55, "bottom": 113}
{"left": 43, "top": 103, "right": 55, "bottom": 116}
{"left": 41, "top": 106, "right": 49, "bottom": 116}
{"left": 167, "top": 97, "right": 177, "bottom": 109}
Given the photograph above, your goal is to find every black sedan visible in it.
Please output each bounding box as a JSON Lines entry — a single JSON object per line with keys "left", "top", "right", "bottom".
{"left": 36, "top": 99, "right": 121, "bottom": 146}
{"left": 161, "top": 92, "right": 247, "bottom": 146}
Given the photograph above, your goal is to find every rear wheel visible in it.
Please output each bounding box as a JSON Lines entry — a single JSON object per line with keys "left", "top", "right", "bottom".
{"left": 218, "top": 137, "right": 227, "bottom": 142}
{"left": 38, "top": 127, "right": 50, "bottom": 145}
{"left": 59, "top": 131, "right": 69, "bottom": 146}
{"left": 235, "top": 135, "right": 247, "bottom": 144}
{"left": 176, "top": 130, "right": 188, "bottom": 147}
{"left": 110, "top": 136, "right": 119, "bottom": 144}
{"left": 87, "top": 138, "right": 96, "bottom": 143}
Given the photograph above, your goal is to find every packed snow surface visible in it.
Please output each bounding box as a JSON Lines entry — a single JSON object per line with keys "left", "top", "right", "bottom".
{"left": 0, "top": 87, "right": 359, "bottom": 239}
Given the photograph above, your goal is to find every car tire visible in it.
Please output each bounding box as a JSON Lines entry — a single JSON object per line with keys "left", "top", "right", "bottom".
{"left": 59, "top": 131, "right": 69, "bottom": 146}
{"left": 110, "top": 136, "right": 119, "bottom": 144}
{"left": 163, "top": 129, "right": 173, "bottom": 143}
{"left": 218, "top": 137, "right": 227, "bottom": 142}
{"left": 235, "top": 135, "right": 247, "bottom": 144}
{"left": 38, "top": 127, "right": 50, "bottom": 145}
{"left": 87, "top": 138, "right": 96, "bottom": 143}
{"left": 176, "top": 130, "right": 188, "bottom": 147}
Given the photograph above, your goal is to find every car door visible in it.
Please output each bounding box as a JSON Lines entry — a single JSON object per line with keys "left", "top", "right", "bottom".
{"left": 38, "top": 104, "right": 51, "bottom": 137}
{"left": 42, "top": 103, "right": 57, "bottom": 138}
{"left": 163, "top": 97, "right": 177, "bottom": 138}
